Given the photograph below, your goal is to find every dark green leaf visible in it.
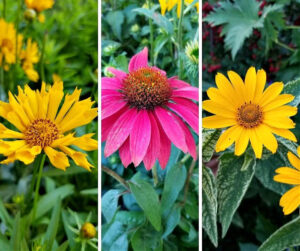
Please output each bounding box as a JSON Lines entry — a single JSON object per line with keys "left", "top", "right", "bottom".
{"left": 105, "top": 11, "right": 125, "bottom": 40}
{"left": 162, "top": 205, "right": 181, "bottom": 238}
{"left": 283, "top": 78, "right": 300, "bottom": 107}
{"left": 102, "top": 189, "right": 121, "bottom": 222}
{"left": 202, "top": 129, "right": 221, "bottom": 162}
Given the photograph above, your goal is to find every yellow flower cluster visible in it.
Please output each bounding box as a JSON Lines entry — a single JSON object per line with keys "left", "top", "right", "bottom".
{"left": 0, "top": 19, "right": 40, "bottom": 82}
{"left": 25, "top": 0, "right": 54, "bottom": 23}
{"left": 159, "top": 0, "right": 199, "bottom": 17}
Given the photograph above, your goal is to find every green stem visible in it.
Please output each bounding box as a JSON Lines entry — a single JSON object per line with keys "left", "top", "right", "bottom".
{"left": 0, "top": 68, "right": 4, "bottom": 87}
{"left": 2, "top": 0, "right": 6, "bottom": 18}
{"left": 177, "top": 0, "right": 184, "bottom": 79}
{"left": 286, "top": 25, "right": 300, "bottom": 30}
{"left": 40, "top": 32, "right": 47, "bottom": 82}
{"left": 102, "top": 165, "right": 130, "bottom": 190}
{"left": 147, "top": 0, "right": 154, "bottom": 65}
{"left": 274, "top": 39, "right": 295, "bottom": 52}
{"left": 32, "top": 154, "right": 46, "bottom": 221}
{"left": 81, "top": 241, "right": 86, "bottom": 251}
{"left": 152, "top": 165, "right": 158, "bottom": 186}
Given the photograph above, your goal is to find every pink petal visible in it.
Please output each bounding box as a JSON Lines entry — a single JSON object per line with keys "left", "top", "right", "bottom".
{"left": 108, "top": 67, "right": 128, "bottom": 81}
{"left": 155, "top": 115, "right": 171, "bottom": 169}
{"left": 102, "top": 100, "right": 127, "bottom": 119}
{"left": 155, "top": 107, "right": 188, "bottom": 153}
{"left": 102, "top": 89, "right": 122, "bottom": 97}
{"left": 128, "top": 47, "right": 149, "bottom": 72}
{"left": 102, "top": 77, "right": 122, "bottom": 90}
{"left": 167, "top": 103, "right": 199, "bottom": 134}
{"left": 104, "top": 108, "right": 138, "bottom": 157}
{"left": 168, "top": 77, "right": 191, "bottom": 88}
{"left": 174, "top": 116, "right": 197, "bottom": 160}
{"left": 143, "top": 112, "right": 161, "bottom": 171}
{"left": 172, "top": 87, "right": 199, "bottom": 101}
{"left": 130, "top": 110, "right": 151, "bottom": 167}
{"left": 119, "top": 138, "right": 132, "bottom": 168}
{"left": 171, "top": 97, "right": 198, "bottom": 116}
{"left": 151, "top": 66, "right": 166, "bottom": 76}
{"left": 101, "top": 107, "right": 127, "bottom": 142}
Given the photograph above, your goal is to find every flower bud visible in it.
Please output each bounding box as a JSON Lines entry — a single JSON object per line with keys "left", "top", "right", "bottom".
{"left": 24, "top": 9, "right": 37, "bottom": 21}
{"left": 81, "top": 222, "right": 96, "bottom": 239}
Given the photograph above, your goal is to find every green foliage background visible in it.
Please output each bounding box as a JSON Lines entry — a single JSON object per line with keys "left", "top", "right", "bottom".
{"left": 203, "top": 0, "right": 300, "bottom": 250}
{"left": 101, "top": 0, "right": 199, "bottom": 250}
{"left": 0, "top": 0, "right": 98, "bottom": 250}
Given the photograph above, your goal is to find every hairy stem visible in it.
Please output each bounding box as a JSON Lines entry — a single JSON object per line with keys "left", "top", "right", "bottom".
{"left": 102, "top": 165, "right": 130, "bottom": 190}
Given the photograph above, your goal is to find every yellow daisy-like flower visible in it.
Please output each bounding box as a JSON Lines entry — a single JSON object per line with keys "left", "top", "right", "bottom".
{"left": 0, "top": 81, "right": 98, "bottom": 171}
{"left": 203, "top": 67, "right": 297, "bottom": 158}
{"left": 159, "top": 0, "right": 199, "bottom": 17}
{"left": 20, "top": 38, "right": 40, "bottom": 82}
{"left": 0, "top": 19, "right": 23, "bottom": 66}
{"left": 25, "top": 0, "right": 54, "bottom": 13}
{"left": 274, "top": 148, "right": 300, "bottom": 215}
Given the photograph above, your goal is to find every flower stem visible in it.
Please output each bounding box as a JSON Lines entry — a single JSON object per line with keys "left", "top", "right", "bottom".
{"left": 102, "top": 165, "right": 130, "bottom": 190}
{"left": 181, "top": 159, "right": 196, "bottom": 206}
{"left": 274, "top": 39, "right": 295, "bottom": 52}
{"left": 177, "top": 0, "right": 185, "bottom": 79}
{"left": 32, "top": 154, "right": 46, "bottom": 221}
{"left": 152, "top": 164, "right": 158, "bottom": 186}
{"left": 40, "top": 32, "right": 47, "bottom": 82}
{"left": 147, "top": 0, "right": 154, "bottom": 65}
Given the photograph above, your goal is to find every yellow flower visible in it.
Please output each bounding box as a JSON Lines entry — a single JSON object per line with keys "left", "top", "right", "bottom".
{"left": 81, "top": 222, "right": 97, "bottom": 239}
{"left": 0, "top": 19, "right": 23, "bottom": 66}
{"left": 159, "top": 0, "right": 199, "bottom": 17}
{"left": 274, "top": 148, "right": 300, "bottom": 215}
{"left": 20, "top": 38, "right": 40, "bottom": 82}
{"left": 203, "top": 67, "right": 297, "bottom": 158}
{"left": 0, "top": 81, "right": 98, "bottom": 171}
{"left": 25, "top": 0, "right": 54, "bottom": 12}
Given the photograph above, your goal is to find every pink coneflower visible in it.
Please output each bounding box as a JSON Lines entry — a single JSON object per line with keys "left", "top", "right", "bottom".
{"left": 102, "top": 47, "right": 198, "bottom": 170}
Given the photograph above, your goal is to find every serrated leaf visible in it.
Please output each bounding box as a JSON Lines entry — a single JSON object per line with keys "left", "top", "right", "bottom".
{"left": 102, "top": 189, "right": 121, "bottom": 223}
{"left": 217, "top": 153, "right": 256, "bottom": 238}
{"left": 161, "top": 163, "right": 186, "bottom": 217}
{"left": 283, "top": 78, "right": 300, "bottom": 107}
{"left": 202, "top": 165, "right": 218, "bottom": 247}
{"left": 259, "top": 217, "right": 300, "bottom": 251}
{"left": 129, "top": 178, "right": 161, "bottom": 231}
{"left": 202, "top": 129, "right": 221, "bottom": 162}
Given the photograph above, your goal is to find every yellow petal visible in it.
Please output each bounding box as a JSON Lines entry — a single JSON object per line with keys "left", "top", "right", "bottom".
{"left": 202, "top": 100, "right": 235, "bottom": 118}
{"left": 215, "top": 125, "right": 242, "bottom": 152}
{"left": 279, "top": 186, "right": 300, "bottom": 215}
{"left": 72, "top": 133, "right": 98, "bottom": 151}
{"left": 264, "top": 106, "right": 297, "bottom": 117}
{"left": 37, "top": 82, "right": 49, "bottom": 119}
{"left": 51, "top": 133, "right": 75, "bottom": 148}
{"left": 8, "top": 92, "right": 30, "bottom": 126}
{"left": 253, "top": 69, "right": 266, "bottom": 103}
{"left": 203, "top": 115, "right": 236, "bottom": 129}
{"left": 227, "top": 70, "right": 246, "bottom": 102}
{"left": 15, "top": 145, "right": 41, "bottom": 165}
{"left": 0, "top": 123, "right": 24, "bottom": 139}
{"left": 274, "top": 167, "right": 300, "bottom": 184}
{"left": 60, "top": 146, "right": 93, "bottom": 171}
{"left": 55, "top": 88, "right": 81, "bottom": 124}
{"left": 244, "top": 67, "right": 256, "bottom": 102}
{"left": 44, "top": 146, "right": 70, "bottom": 171}
{"left": 159, "top": 0, "right": 167, "bottom": 15}
{"left": 249, "top": 128, "right": 263, "bottom": 159}
{"left": 287, "top": 152, "right": 300, "bottom": 171}
{"left": 47, "top": 80, "right": 64, "bottom": 121}
{"left": 263, "top": 94, "right": 294, "bottom": 112}
{"left": 0, "top": 140, "right": 26, "bottom": 156}
{"left": 269, "top": 127, "right": 297, "bottom": 142}
{"left": 264, "top": 117, "right": 295, "bottom": 129}
{"left": 0, "top": 153, "right": 17, "bottom": 165}
{"left": 206, "top": 87, "right": 238, "bottom": 109}
{"left": 257, "top": 124, "right": 278, "bottom": 153}
{"left": 234, "top": 129, "right": 249, "bottom": 156}
{"left": 259, "top": 82, "right": 284, "bottom": 107}
{"left": 24, "top": 84, "right": 38, "bottom": 117}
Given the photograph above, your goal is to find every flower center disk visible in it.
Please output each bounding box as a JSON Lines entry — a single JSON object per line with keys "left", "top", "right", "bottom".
{"left": 123, "top": 67, "right": 171, "bottom": 110}
{"left": 24, "top": 119, "right": 59, "bottom": 148}
{"left": 237, "top": 103, "right": 263, "bottom": 128}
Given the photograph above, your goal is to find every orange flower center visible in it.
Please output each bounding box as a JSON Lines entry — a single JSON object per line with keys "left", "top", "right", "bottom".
{"left": 24, "top": 119, "right": 59, "bottom": 148}
{"left": 237, "top": 103, "right": 263, "bottom": 128}
{"left": 123, "top": 67, "right": 171, "bottom": 110}
{"left": 1, "top": 39, "right": 13, "bottom": 52}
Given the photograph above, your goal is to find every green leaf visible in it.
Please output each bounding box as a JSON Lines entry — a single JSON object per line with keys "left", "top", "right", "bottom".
{"left": 102, "top": 221, "right": 127, "bottom": 251}
{"left": 44, "top": 199, "right": 61, "bottom": 251}
{"left": 129, "top": 178, "right": 161, "bottom": 231}
{"left": 202, "top": 129, "right": 221, "bottom": 162}
{"left": 204, "top": 0, "right": 262, "bottom": 59}
{"left": 283, "top": 78, "right": 300, "bottom": 107}
{"left": 134, "top": 8, "right": 173, "bottom": 34}
{"left": 36, "top": 184, "right": 74, "bottom": 219}
{"left": 102, "top": 189, "right": 121, "bottom": 223}
{"left": 131, "top": 225, "right": 162, "bottom": 251}
{"left": 56, "top": 241, "right": 69, "bottom": 251}
{"left": 217, "top": 153, "right": 256, "bottom": 238}
{"left": 105, "top": 11, "right": 125, "bottom": 40}
{"left": 202, "top": 165, "right": 218, "bottom": 247}
{"left": 10, "top": 212, "right": 21, "bottom": 251}
{"left": 109, "top": 233, "right": 128, "bottom": 251}
{"left": 0, "top": 232, "right": 11, "bottom": 251}
{"left": 0, "top": 197, "right": 13, "bottom": 229}
{"left": 161, "top": 163, "right": 186, "bottom": 217}
{"left": 162, "top": 205, "right": 181, "bottom": 238}
{"left": 259, "top": 217, "right": 300, "bottom": 251}
{"left": 115, "top": 211, "right": 145, "bottom": 228}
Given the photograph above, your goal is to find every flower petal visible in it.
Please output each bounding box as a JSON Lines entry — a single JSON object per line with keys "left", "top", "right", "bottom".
{"left": 102, "top": 77, "right": 122, "bottom": 90}
{"left": 287, "top": 152, "right": 300, "bottom": 171}
{"left": 244, "top": 66, "right": 256, "bottom": 102}
{"left": 168, "top": 77, "right": 190, "bottom": 88}
{"left": 172, "top": 97, "right": 198, "bottom": 116}
{"left": 274, "top": 167, "right": 300, "bottom": 184}
{"left": 253, "top": 69, "right": 266, "bottom": 103}
{"left": 44, "top": 146, "right": 70, "bottom": 171}
{"left": 128, "top": 47, "right": 148, "bottom": 72}
{"left": 119, "top": 138, "right": 132, "bottom": 168}
{"left": 257, "top": 124, "right": 278, "bottom": 153}
{"left": 108, "top": 67, "right": 127, "bottom": 81}
{"left": 171, "top": 87, "right": 199, "bottom": 101}
{"left": 156, "top": 115, "right": 171, "bottom": 169}
{"left": 130, "top": 110, "right": 151, "bottom": 167}
{"left": 234, "top": 129, "right": 249, "bottom": 156}
{"left": 203, "top": 115, "right": 236, "bottom": 129}
{"left": 215, "top": 126, "right": 242, "bottom": 152}
{"left": 259, "top": 82, "right": 284, "bottom": 107}
{"left": 279, "top": 186, "right": 300, "bottom": 215}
